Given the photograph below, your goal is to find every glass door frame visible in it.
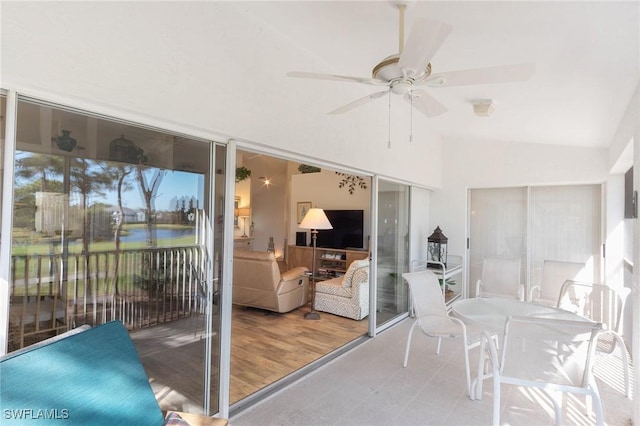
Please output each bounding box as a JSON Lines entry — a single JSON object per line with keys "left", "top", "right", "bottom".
{"left": 0, "top": 90, "right": 17, "bottom": 355}
{"left": 371, "top": 175, "right": 413, "bottom": 336}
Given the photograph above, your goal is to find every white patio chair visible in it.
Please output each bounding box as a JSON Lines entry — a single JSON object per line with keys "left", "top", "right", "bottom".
{"left": 402, "top": 270, "right": 487, "bottom": 396}
{"left": 475, "top": 257, "right": 523, "bottom": 300}
{"left": 483, "top": 316, "right": 604, "bottom": 426}
{"left": 557, "top": 280, "right": 631, "bottom": 398}
{"left": 529, "top": 260, "right": 585, "bottom": 305}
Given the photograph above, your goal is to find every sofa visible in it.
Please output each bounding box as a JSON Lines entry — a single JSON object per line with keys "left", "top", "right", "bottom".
{"left": 232, "top": 249, "right": 309, "bottom": 313}
{"left": 315, "top": 258, "right": 369, "bottom": 320}
{"left": 0, "top": 321, "right": 226, "bottom": 426}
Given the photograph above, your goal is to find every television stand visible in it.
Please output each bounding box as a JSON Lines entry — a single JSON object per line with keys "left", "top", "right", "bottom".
{"left": 287, "top": 245, "right": 369, "bottom": 275}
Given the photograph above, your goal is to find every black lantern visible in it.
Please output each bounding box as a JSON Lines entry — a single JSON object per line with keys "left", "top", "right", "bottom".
{"left": 427, "top": 226, "right": 448, "bottom": 266}
{"left": 52, "top": 129, "right": 77, "bottom": 152}
{"left": 109, "top": 134, "right": 148, "bottom": 164}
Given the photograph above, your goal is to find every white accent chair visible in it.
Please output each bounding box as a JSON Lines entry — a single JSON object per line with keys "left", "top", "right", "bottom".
{"left": 484, "top": 316, "right": 604, "bottom": 426}
{"left": 557, "top": 280, "right": 631, "bottom": 398}
{"left": 475, "top": 257, "right": 523, "bottom": 300}
{"left": 529, "top": 260, "right": 586, "bottom": 305}
{"left": 402, "top": 270, "right": 486, "bottom": 396}
{"left": 314, "top": 258, "right": 369, "bottom": 320}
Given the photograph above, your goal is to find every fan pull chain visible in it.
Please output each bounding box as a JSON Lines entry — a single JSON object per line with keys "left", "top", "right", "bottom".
{"left": 410, "top": 90, "right": 413, "bottom": 143}
{"left": 387, "top": 91, "right": 392, "bottom": 149}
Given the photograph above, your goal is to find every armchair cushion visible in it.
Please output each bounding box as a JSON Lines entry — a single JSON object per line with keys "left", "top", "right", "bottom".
{"left": 316, "top": 277, "right": 351, "bottom": 298}
{"left": 350, "top": 268, "right": 368, "bottom": 288}
{"left": 342, "top": 258, "right": 369, "bottom": 288}
{"left": 233, "top": 249, "right": 309, "bottom": 313}
{"left": 281, "top": 266, "right": 309, "bottom": 282}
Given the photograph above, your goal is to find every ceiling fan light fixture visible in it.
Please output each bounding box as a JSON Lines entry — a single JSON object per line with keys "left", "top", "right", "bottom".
{"left": 472, "top": 99, "right": 495, "bottom": 117}
{"left": 391, "top": 80, "right": 412, "bottom": 95}
{"left": 372, "top": 55, "right": 432, "bottom": 82}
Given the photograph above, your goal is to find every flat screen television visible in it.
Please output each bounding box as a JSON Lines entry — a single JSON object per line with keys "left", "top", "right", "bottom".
{"left": 316, "top": 209, "right": 364, "bottom": 250}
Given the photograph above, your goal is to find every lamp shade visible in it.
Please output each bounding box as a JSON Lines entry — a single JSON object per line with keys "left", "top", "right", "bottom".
{"left": 299, "top": 208, "right": 333, "bottom": 230}
{"left": 237, "top": 207, "right": 251, "bottom": 217}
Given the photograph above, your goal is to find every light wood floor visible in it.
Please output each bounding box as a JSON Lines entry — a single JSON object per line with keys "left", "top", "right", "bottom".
{"left": 230, "top": 304, "right": 367, "bottom": 403}
{"left": 131, "top": 302, "right": 368, "bottom": 413}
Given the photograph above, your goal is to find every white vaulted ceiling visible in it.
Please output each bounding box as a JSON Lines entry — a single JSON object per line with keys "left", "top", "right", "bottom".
{"left": 2, "top": 1, "right": 638, "bottom": 158}
{"left": 247, "top": 1, "right": 639, "bottom": 148}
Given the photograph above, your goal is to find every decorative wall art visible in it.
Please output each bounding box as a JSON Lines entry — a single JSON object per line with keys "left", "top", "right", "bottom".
{"left": 336, "top": 173, "right": 367, "bottom": 195}
{"left": 297, "top": 201, "right": 312, "bottom": 224}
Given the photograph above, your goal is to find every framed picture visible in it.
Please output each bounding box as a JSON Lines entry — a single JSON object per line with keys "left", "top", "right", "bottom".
{"left": 297, "top": 202, "right": 312, "bottom": 224}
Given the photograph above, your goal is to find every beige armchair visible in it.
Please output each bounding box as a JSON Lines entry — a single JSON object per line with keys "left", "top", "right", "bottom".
{"left": 233, "top": 249, "right": 309, "bottom": 313}
{"left": 315, "top": 258, "right": 369, "bottom": 320}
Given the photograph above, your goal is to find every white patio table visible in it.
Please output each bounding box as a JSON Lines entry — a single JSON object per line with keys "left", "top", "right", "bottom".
{"left": 451, "top": 297, "right": 592, "bottom": 400}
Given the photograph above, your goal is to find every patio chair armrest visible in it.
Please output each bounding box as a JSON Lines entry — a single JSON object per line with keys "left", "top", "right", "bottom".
{"left": 529, "top": 285, "right": 540, "bottom": 301}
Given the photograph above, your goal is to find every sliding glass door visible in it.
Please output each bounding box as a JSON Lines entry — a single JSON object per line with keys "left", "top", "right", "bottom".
{"left": 7, "top": 97, "right": 223, "bottom": 415}
{"left": 469, "top": 187, "right": 527, "bottom": 297}
{"left": 469, "top": 184, "right": 602, "bottom": 297}
{"left": 376, "top": 179, "right": 410, "bottom": 327}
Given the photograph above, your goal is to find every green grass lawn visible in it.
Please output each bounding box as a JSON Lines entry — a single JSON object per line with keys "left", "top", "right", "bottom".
{"left": 10, "top": 224, "right": 199, "bottom": 285}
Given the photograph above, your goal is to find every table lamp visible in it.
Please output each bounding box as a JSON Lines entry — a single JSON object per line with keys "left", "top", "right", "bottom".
{"left": 236, "top": 207, "right": 251, "bottom": 238}
{"left": 299, "top": 208, "right": 333, "bottom": 320}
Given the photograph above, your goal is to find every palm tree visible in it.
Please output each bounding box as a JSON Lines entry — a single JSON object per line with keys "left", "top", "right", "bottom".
{"left": 135, "top": 166, "right": 165, "bottom": 247}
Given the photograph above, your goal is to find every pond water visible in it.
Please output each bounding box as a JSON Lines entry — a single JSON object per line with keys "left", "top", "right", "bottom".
{"left": 118, "top": 227, "right": 195, "bottom": 243}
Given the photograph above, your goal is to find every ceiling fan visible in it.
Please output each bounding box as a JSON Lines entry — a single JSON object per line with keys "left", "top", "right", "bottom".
{"left": 287, "top": 2, "right": 535, "bottom": 118}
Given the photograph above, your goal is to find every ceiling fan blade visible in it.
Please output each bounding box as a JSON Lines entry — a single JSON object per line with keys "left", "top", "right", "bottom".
{"left": 328, "top": 90, "right": 389, "bottom": 115}
{"left": 405, "top": 90, "right": 448, "bottom": 118}
{"left": 287, "top": 71, "right": 385, "bottom": 85}
{"left": 425, "top": 63, "right": 536, "bottom": 87}
{"left": 398, "top": 19, "right": 452, "bottom": 78}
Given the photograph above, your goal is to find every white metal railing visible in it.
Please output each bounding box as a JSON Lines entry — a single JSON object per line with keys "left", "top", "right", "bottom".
{"left": 8, "top": 244, "right": 210, "bottom": 351}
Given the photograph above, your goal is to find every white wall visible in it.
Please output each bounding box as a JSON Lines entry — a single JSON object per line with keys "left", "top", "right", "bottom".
{"left": 431, "top": 138, "right": 609, "bottom": 257}
{"left": 609, "top": 85, "right": 640, "bottom": 172}
{"left": 409, "top": 186, "right": 431, "bottom": 263}
{"left": 606, "top": 174, "right": 626, "bottom": 288}
{"left": 606, "top": 85, "right": 640, "bottom": 376}
{"left": 246, "top": 156, "right": 288, "bottom": 255}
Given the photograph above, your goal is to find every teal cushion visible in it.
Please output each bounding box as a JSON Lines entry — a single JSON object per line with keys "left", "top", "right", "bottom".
{"left": 0, "top": 321, "right": 164, "bottom": 426}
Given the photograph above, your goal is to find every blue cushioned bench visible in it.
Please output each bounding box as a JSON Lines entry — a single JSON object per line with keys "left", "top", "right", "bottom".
{"left": 1, "top": 321, "right": 227, "bottom": 426}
